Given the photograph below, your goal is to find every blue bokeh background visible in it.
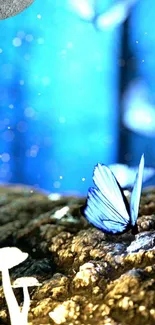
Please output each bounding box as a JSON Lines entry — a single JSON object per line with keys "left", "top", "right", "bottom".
{"left": 0, "top": 0, "right": 155, "bottom": 195}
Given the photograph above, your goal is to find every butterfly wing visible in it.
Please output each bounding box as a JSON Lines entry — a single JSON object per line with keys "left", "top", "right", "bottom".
{"left": 130, "top": 154, "right": 144, "bottom": 226}
{"left": 84, "top": 163, "right": 130, "bottom": 234}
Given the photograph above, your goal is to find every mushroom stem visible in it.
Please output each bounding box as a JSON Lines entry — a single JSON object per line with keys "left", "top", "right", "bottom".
{"left": 2, "top": 268, "right": 22, "bottom": 325}
{"left": 21, "top": 285, "right": 30, "bottom": 324}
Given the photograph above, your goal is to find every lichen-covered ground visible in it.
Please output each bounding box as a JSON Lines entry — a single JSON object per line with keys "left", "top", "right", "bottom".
{"left": 0, "top": 185, "right": 155, "bottom": 324}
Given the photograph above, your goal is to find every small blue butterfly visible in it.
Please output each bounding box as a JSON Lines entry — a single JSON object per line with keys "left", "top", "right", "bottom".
{"left": 84, "top": 154, "right": 144, "bottom": 234}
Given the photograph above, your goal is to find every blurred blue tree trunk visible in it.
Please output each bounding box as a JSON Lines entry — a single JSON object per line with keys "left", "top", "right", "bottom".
{"left": 0, "top": 0, "right": 120, "bottom": 194}
{"left": 122, "top": 0, "right": 155, "bottom": 177}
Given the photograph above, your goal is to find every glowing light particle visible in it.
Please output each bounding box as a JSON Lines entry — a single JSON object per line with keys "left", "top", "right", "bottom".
{"left": 24, "top": 107, "right": 35, "bottom": 118}
{"left": 19, "top": 80, "right": 24, "bottom": 85}
{"left": 24, "top": 54, "right": 31, "bottom": 60}
{"left": 25, "top": 34, "right": 33, "bottom": 42}
{"left": 42, "top": 76, "right": 51, "bottom": 86}
{"left": 3, "top": 130, "right": 14, "bottom": 142}
{"left": 17, "top": 121, "right": 28, "bottom": 133}
{"left": 4, "top": 118, "right": 10, "bottom": 125}
{"left": 67, "top": 41, "right": 73, "bottom": 49}
{"left": 59, "top": 117, "right": 66, "bottom": 123}
{"left": 17, "top": 31, "right": 25, "bottom": 39}
{"left": 0, "top": 163, "right": 11, "bottom": 179}
{"left": 9, "top": 104, "right": 14, "bottom": 109}
{"left": 1, "top": 153, "right": 10, "bottom": 162}
{"left": 12, "top": 37, "right": 22, "bottom": 47}
{"left": 53, "top": 181, "right": 61, "bottom": 189}
{"left": 30, "top": 145, "right": 39, "bottom": 158}
{"left": 37, "top": 38, "right": 44, "bottom": 45}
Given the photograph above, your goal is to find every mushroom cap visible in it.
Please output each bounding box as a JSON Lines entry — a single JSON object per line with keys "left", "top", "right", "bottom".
{"left": 13, "top": 276, "right": 41, "bottom": 288}
{"left": 0, "top": 0, "right": 34, "bottom": 20}
{"left": 0, "top": 247, "right": 28, "bottom": 270}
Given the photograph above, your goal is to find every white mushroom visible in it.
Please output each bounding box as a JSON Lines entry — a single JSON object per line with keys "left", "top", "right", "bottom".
{"left": 0, "top": 247, "right": 28, "bottom": 325}
{"left": 0, "top": 0, "right": 34, "bottom": 20}
{"left": 13, "top": 276, "right": 41, "bottom": 324}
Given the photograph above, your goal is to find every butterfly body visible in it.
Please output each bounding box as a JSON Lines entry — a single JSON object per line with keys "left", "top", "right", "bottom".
{"left": 84, "top": 155, "right": 144, "bottom": 234}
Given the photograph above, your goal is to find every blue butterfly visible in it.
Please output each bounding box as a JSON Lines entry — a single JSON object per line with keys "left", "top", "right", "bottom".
{"left": 84, "top": 154, "right": 144, "bottom": 234}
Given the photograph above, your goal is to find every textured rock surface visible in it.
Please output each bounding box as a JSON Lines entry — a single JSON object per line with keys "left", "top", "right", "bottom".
{"left": 0, "top": 0, "right": 34, "bottom": 19}
{"left": 0, "top": 185, "right": 155, "bottom": 324}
